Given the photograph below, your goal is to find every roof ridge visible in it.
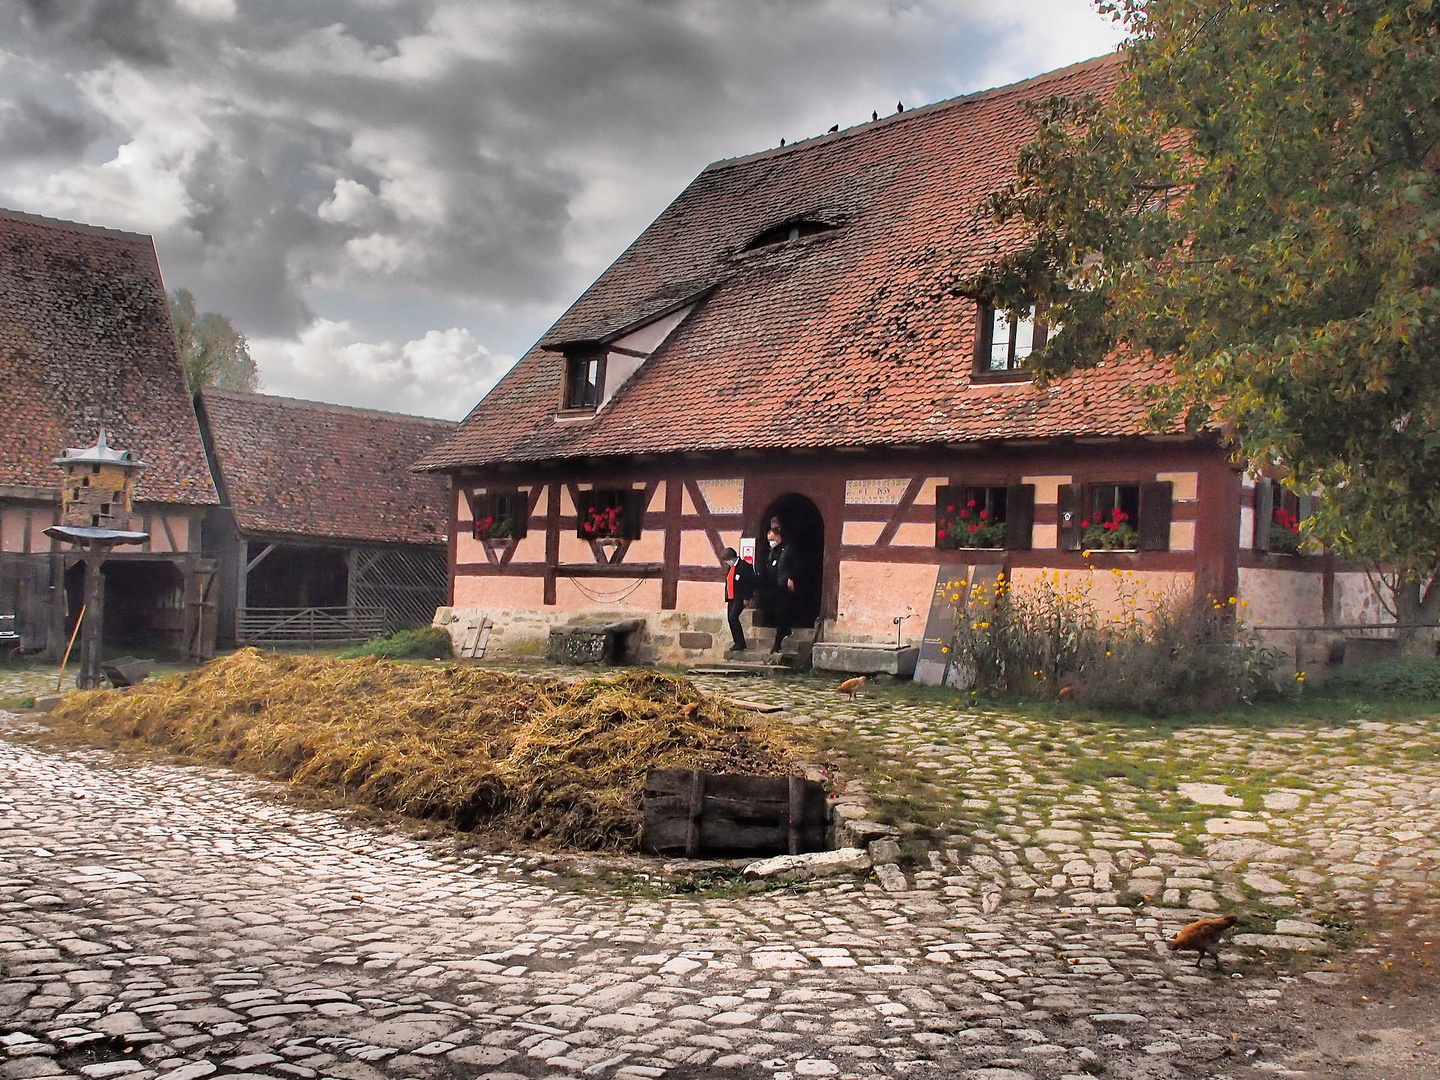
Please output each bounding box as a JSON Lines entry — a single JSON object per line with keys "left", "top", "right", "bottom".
{"left": 200, "top": 387, "right": 455, "bottom": 426}
{"left": 702, "top": 51, "right": 1124, "bottom": 173}
{"left": 0, "top": 205, "right": 154, "bottom": 243}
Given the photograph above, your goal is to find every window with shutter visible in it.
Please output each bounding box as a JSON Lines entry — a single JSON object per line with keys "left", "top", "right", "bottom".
{"left": 471, "top": 491, "right": 529, "bottom": 541}
{"left": 578, "top": 489, "right": 643, "bottom": 540}
{"left": 936, "top": 484, "right": 1021, "bottom": 549}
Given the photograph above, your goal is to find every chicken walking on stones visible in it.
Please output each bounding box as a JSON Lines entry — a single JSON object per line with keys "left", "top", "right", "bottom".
{"left": 1169, "top": 914, "right": 1239, "bottom": 970}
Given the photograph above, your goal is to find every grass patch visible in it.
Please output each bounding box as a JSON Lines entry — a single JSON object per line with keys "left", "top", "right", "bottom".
{"left": 340, "top": 626, "right": 453, "bottom": 660}
{"left": 46, "top": 649, "right": 818, "bottom": 850}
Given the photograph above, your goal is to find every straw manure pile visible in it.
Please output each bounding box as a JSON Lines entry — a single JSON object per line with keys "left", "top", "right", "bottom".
{"left": 50, "top": 649, "right": 814, "bottom": 849}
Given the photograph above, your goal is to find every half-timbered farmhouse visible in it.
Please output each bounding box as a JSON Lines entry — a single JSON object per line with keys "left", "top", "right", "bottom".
{"left": 196, "top": 390, "right": 453, "bottom": 648}
{"left": 416, "top": 55, "right": 1375, "bottom": 667}
{"left": 0, "top": 209, "right": 220, "bottom": 659}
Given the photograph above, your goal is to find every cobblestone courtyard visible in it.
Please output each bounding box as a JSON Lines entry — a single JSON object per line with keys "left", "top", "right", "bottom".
{"left": 3, "top": 664, "right": 1439, "bottom": 1080}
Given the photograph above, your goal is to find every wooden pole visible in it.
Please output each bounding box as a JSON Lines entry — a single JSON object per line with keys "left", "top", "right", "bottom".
{"left": 787, "top": 775, "right": 805, "bottom": 855}
{"left": 55, "top": 604, "right": 85, "bottom": 692}
{"left": 78, "top": 544, "right": 104, "bottom": 690}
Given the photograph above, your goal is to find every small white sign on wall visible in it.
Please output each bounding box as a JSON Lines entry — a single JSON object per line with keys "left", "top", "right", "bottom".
{"left": 846, "top": 478, "right": 910, "bottom": 505}
{"left": 695, "top": 478, "right": 744, "bottom": 515}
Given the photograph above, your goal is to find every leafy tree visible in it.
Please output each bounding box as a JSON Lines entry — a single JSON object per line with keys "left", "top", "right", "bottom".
{"left": 169, "top": 288, "right": 260, "bottom": 393}
{"left": 976, "top": 1, "right": 1440, "bottom": 644}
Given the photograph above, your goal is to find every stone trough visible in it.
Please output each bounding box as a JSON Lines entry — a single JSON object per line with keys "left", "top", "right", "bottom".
{"left": 810, "top": 641, "right": 919, "bottom": 678}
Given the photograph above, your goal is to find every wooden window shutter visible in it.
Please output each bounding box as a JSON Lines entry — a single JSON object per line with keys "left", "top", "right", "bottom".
{"left": 624, "top": 489, "right": 646, "bottom": 539}
{"left": 1297, "top": 492, "right": 1315, "bottom": 525}
{"left": 1004, "top": 484, "right": 1034, "bottom": 550}
{"left": 1253, "top": 478, "right": 1274, "bottom": 552}
{"left": 1057, "top": 484, "right": 1083, "bottom": 551}
{"left": 1138, "top": 481, "right": 1174, "bottom": 551}
{"left": 936, "top": 484, "right": 960, "bottom": 548}
{"left": 575, "top": 490, "right": 594, "bottom": 539}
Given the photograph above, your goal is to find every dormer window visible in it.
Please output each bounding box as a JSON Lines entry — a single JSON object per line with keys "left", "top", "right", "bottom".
{"left": 743, "top": 218, "right": 839, "bottom": 252}
{"left": 976, "top": 302, "right": 1047, "bottom": 374}
{"left": 562, "top": 351, "right": 603, "bottom": 410}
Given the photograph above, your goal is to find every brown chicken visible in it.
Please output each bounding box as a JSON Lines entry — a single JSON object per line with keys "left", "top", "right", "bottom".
{"left": 681, "top": 702, "right": 700, "bottom": 719}
{"left": 1169, "top": 914, "right": 1238, "bottom": 970}
{"left": 837, "top": 676, "right": 867, "bottom": 699}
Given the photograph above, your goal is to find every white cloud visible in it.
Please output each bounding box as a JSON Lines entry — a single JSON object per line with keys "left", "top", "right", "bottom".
{"left": 250, "top": 319, "right": 515, "bottom": 419}
{"left": 175, "top": 0, "right": 238, "bottom": 19}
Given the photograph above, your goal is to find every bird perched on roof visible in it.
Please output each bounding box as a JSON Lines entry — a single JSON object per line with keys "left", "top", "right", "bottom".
{"left": 896, "top": 101, "right": 905, "bottom": 113}
{"left": 872, "top": 110, "right": 878, "bottom": 121}
{"left": 837, "top": 676, "right": 867, "bottom": 699}
{"left": 779, "top": 138, "right": 786, "bottom": 147}
{"left": 1169, "top": 914, "right": 1238, "bottom": 970}
{"left": 827, "top": 124, "right": 839, "bottom": 133}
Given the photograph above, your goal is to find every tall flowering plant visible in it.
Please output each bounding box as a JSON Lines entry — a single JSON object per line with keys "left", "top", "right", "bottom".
{"left": 1080, "top": 506, "right": 1139, "bottom": 550}
{"left": 937, "top": 498, "right": 1007, "bottom": 548}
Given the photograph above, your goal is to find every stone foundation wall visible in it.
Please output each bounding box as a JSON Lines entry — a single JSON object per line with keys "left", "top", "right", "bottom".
{"left": 434, "top": 605, "right": 737, "bottom": 667}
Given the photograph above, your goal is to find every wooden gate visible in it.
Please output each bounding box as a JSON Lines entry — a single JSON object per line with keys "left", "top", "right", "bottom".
{"left": 183, "top": 559, "right": 219, "bottom": 662}
{"left": 641, "top": 769, "right": 828, "bottom": 857}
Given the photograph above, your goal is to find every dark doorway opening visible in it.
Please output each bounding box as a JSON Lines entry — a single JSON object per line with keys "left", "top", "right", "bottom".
{"left": 100, "top": 559, "right": 185, "bottom": 652}
{"left": 248, "top": 546, "right": 348, "bottom": 608}
{"left": 756, "top": 493, "right": 825, "bottom": 629}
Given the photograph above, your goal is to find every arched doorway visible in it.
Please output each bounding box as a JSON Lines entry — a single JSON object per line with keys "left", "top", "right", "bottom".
{"left": 756, "top": 493, "right": 824, "bottom": 630}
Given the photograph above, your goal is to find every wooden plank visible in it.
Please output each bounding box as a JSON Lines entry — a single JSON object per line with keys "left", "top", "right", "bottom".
{"left": 685, "top": 769, "right": 706, "bottom": 858}
{"left": 788, "top": 776, "right": 804, "bottom": 855}
{"left": 641, "top": 770, "right": 828, "bottom": 856}
{"left": 718, "top": 697, "right": 785, "bottom": 713}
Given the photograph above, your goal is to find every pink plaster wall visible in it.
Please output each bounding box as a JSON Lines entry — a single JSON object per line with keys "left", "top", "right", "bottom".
{"left": 833, "top": 559, "right": 937, "bottom": 640}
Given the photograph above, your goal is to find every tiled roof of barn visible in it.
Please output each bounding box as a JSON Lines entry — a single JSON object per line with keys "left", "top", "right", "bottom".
{"left": 0, "top": 208, "right": 218, "bottom": 504}
{"left": 199, "top": 389, "right": 454, "bottom": 546}
{"left": 417, "top": 53, "right": 1173, "bottom": 473}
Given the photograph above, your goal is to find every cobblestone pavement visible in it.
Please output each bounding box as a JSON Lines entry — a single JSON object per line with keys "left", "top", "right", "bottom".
{"left": 713, "top": 675, "right": 1440, "bottom": 932}
{"left": 4, "top": 664, "right": 1440, "bottom": 1080}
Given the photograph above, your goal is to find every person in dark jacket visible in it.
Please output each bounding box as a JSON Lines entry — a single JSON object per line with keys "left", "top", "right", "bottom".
{"left": 766, "top": 523, "right": 800, "bottom": 653}
{"left": 721, "top": 547, "right": 755, "bottom": 651}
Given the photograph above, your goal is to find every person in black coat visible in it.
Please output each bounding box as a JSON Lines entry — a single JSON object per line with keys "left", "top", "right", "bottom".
{"left": 721, "top": 547, "right": 755, "bottom": 651}
{"left": 766, "top": 522, "right": 800, "bottom": 653}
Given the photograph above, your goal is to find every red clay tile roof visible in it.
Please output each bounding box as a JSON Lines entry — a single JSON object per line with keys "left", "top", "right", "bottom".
{"left": 417, "top": 54, "right": 1180, "bottom": 473}
{"left": 199, "top": 389, "right": 454, "bottom": 546}
{"left": 0, "top": 208, "right": 218, "bottom": 504}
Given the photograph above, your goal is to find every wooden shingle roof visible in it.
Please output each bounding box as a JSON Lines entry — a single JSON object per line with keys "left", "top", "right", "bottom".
{"left": 0, "top": 208, "right": 218, "bottom": 505}
{"left": 418, "top": 53, "right": 1170, "bottom": 473}
{"left": 199, "top": 389, "right": 454, "bottom": 546}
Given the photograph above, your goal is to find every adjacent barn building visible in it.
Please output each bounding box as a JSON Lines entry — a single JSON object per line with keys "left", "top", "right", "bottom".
{"left": 417, "top": 56, "right": 1378, "bottom": 667}
{"left": 197, "top": 390, "right": 454, "bottom": 647}
{"left": 1, "top": 207, "right": 455, "bottom": 659}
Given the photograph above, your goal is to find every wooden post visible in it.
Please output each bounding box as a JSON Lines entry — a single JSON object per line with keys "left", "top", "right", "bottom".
{"left": 77, "top": 543, "right": 104, "bottom": 689}
{"left": 787, "top": 775, "right": 805, "bottom": 855}
{"left": 684, "top": 769, "right": 706, "bottom": 858}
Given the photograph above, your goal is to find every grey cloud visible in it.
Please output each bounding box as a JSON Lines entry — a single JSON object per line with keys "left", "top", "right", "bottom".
{"left": 0, "top": 0, "right": 1124, "bottom": 416}
{"left": 0, "top": 97, "right": 106, "bottom": 161}
{"left": 16, "top": 0, "right": 174, "bottom": 66}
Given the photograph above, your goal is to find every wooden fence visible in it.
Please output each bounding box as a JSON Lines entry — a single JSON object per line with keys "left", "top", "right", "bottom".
{"left": 237, "top": 606, "right": 386, "bottom": 644}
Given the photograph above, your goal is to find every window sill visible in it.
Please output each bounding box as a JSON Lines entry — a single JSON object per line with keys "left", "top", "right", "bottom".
{"left": 970, "top": 370, "right": 1033, "bottom": 385}
{"left": 554, "top": 407, "right": 597, "bottom": 422}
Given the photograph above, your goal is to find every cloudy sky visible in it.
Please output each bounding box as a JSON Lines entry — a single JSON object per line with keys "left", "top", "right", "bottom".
{"left": 0, "top": 0, "right": 1125, "bottom": 419}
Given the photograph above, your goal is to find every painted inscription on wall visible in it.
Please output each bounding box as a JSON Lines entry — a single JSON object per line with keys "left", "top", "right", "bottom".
{"left": 845, "top": 478, "right": 910, "bottom": 505}
{"left": 695, "top": 478, "right": 744, "bottom": 516}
